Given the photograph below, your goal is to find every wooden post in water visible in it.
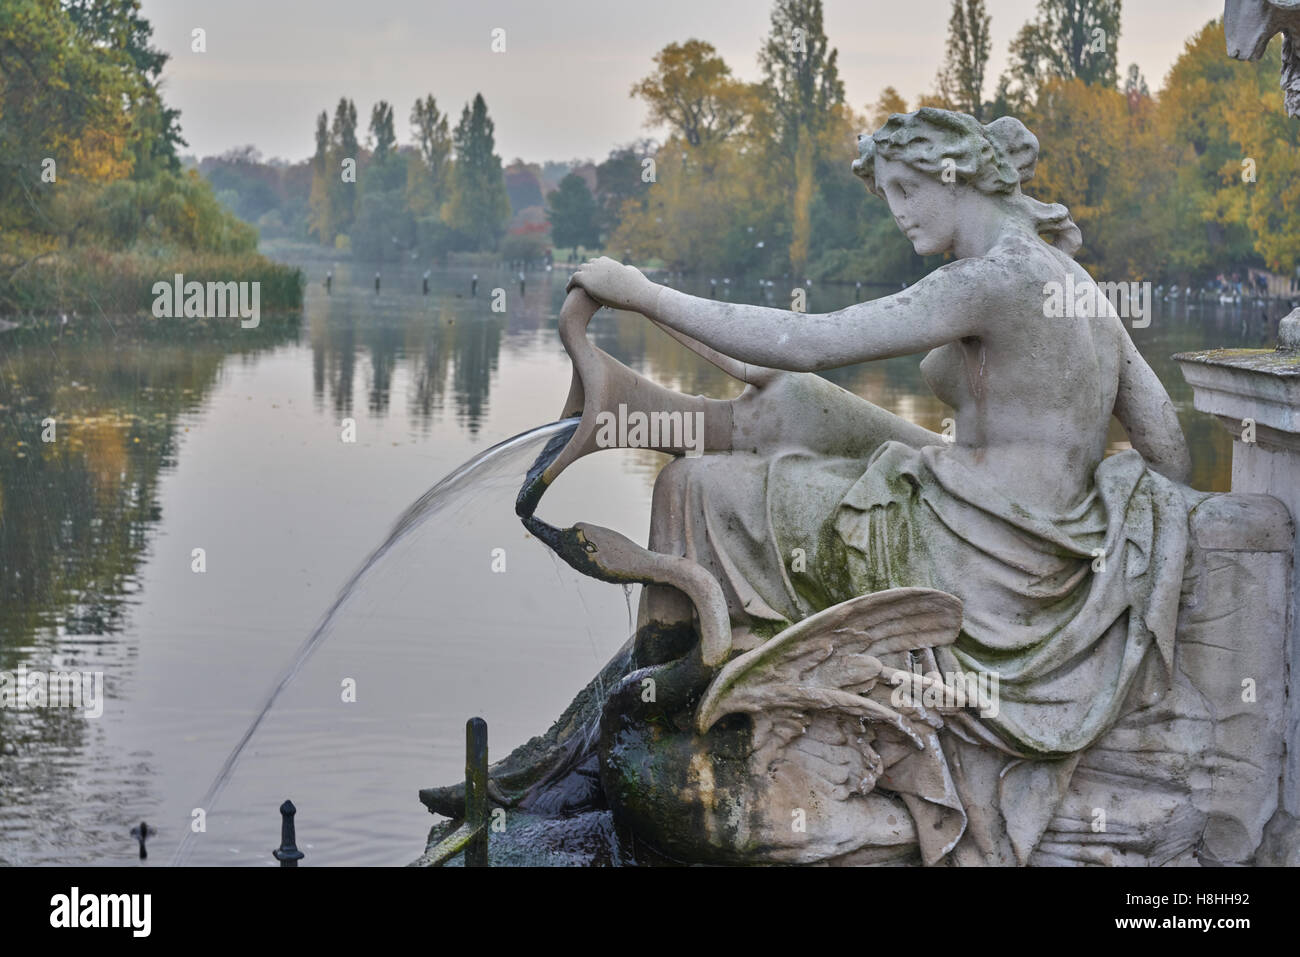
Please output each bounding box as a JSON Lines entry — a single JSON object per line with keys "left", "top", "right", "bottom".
{"left": 464, "top": 717, "right": 489, "bottom": 867}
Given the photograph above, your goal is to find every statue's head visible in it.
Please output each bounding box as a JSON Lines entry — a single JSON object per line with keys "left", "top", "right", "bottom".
{"left": 853, "top": 108, "right": 1081, "bottom": 257}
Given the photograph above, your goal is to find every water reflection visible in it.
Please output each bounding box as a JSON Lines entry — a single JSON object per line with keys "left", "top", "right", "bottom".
{"left": 0, "top": 316, "right": 299, "bottom": 862}
{"left": 290, "top": 261, "right": 1279, "bottom": 489}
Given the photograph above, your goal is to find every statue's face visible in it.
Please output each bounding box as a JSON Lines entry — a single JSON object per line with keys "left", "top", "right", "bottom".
{"left": 873, "top": 156, "right": 956, "bottom": 257}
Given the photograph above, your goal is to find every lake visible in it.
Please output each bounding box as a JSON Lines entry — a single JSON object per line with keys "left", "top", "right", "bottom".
{"left": 0, "top": 257, "right": 1286, "bottom": 865}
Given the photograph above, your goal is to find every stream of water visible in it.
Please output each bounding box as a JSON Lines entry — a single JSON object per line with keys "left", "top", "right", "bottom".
{"left": 171, "top": 419, "right": 578, "bottom": 865}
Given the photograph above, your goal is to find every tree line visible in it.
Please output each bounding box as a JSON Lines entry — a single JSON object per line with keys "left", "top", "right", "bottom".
{"left": 198, "top": 0, "right": 1298, "bottom": 288}
{"left": 213, "top": 90, "right": 653, "bottom": 265}
{"left": 305, "top": 92, "right": 509, "bottom": 260}
{"left": 610, "top": 0, "right": 1299, "bottom": 285}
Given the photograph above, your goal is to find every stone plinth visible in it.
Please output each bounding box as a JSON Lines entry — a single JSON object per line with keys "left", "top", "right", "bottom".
{"left": 1176, "top": 316, "right": 1300, "bottom": 861}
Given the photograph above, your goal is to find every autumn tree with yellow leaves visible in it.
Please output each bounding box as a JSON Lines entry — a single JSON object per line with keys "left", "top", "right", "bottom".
{"left": 1, "top": 0, "right": 277, "bottom": 314}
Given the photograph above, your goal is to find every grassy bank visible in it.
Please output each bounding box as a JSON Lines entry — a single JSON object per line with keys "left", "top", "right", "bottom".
{"left": 0, "top": 248, "right": 304, "bottom": 319}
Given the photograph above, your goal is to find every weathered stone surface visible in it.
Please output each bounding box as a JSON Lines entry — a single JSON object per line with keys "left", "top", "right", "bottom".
{"left": 426, "top": 107, "right": 1299, "bottom": 867}
{"left": 1279, "top": 307, "right": 1300, "bottom": 350}
{"left": 1176, "top": 346, "right": 1300, "bottom": 864}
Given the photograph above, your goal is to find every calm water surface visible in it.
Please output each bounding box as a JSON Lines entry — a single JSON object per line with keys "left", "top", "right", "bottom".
{"left": 0, "top": 258, "right": 1285, "bottom": 865}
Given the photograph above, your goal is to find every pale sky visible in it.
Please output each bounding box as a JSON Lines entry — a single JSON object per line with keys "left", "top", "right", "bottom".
{"left": 139, "top": 0, "right": 1226, "bottom": 164}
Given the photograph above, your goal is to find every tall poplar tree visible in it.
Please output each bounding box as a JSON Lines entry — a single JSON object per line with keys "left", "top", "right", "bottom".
{"left": 998, "top": 0, "right": 1122, "bottom": 110}
{"left": 444, "top": 94, "right": 510, "bottom": 250}
{"left": 939, "top": 0, "right": 993, "bottom": 119}
{"left": 757, "top": 0, "right": 845, "bottom": 273}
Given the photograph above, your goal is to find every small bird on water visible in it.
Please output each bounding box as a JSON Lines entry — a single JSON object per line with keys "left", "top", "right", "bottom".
{"left": 130, "top": 821, "right": 157, "bottom": 860}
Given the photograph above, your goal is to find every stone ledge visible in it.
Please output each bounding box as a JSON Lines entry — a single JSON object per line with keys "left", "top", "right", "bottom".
{"left": 1174, "top": 348, "right": 1300, "bottom": 379}
{"left": 1174, "top": 349, "right": 1300, "bottom": 439}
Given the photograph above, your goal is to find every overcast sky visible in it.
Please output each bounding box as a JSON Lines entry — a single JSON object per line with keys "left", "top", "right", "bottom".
{"left": 139, "top": 0, "right": 1226, "bottom": 164}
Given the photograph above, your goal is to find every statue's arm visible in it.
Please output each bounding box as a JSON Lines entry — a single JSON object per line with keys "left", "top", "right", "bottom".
{"left": 640, "top": 258, "right": 993, "bottom": 372}
{"left": 1112, "top": 328, "right": 1192, "bottom": 485}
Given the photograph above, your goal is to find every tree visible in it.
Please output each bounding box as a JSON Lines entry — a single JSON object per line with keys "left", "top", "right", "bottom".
{"left": 368, "top": 101, "right": 397, "bottom": 161}
{"left": 1000, "top": 0, "right": 1122, "bottom": 109}
{"left": 595, "top": 143, "right": 654, "bottom": 237}
{"left": 504, "top": 159, "right": 544, "bottom": 213}
{"left": 1, "top": 0, "right": 272, "bottom": 309}
{"left": 758, "top": 0, "right": 845, "bottom": 154}
{"left": 1026, "top": 78, "right": 1169, "bottom": 278}
{"left": 308, "top": 110, "right": 333, "bottom": 241}
{"left": 444, "top": 94, "right": 511, "bottom": 250}
{"left": 351, "top": 188, "right": 414, "bottom": 261}
{"left": 0, "top": 0, "right": 136, "bottom": 257}
{"left": 64, "top": 0, "right": 185, "bottom": 177}
{"left": 364, "top": 100, "right": 405, "bottom": 195}
{"left": 326, "top": 97, "right": 359, "bottom": 239}
{"left": 332, "top": 97, "right": 360, "bottom": 158}
{"left": 757, "top": 0, "right": 846, "bottom": 273}
{"left": 1124, "top": 62, "right": 1149, "bottom": 99}
{"left": 610, "top": 137, "right": 779, "bottom": 275}
{"left": 408, "top": 94, "right": 451, "bottom": 214}
{"left": 1160, "top": 22, "right": 1299, "bottom": 275}
{"left": 1221, "top": 39, "right": 1300, "bottom": 272}
{"left": 632, "top": 40, "right": 754, "bottom": 150}
{"left": 548, "top": 173, "right": 600, "bottom": 249}
{"left": 869, "top": 87, "right": 909, "bottom": 127}
{"left": 939, "top": 0, "right": 993, "bottom": 119}
{"left": 351, "top": 101, "right": 410, "bottom": 254}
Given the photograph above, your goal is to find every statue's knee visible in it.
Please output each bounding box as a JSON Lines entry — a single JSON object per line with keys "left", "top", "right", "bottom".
{"left": 653, "top": 454, "right": 719, "bottom": 500}
{"left": 649, "top": 454, "right": 742, "bottom": 550}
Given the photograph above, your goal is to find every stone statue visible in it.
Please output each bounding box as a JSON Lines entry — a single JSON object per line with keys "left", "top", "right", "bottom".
{"left": 1225, "top": 0, "right": 1300, "bottom": 117}
{"left": 421, "top": 109, "right": 1296, "bottom": 867}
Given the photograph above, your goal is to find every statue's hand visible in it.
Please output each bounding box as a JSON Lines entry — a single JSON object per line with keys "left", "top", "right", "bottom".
{"left": 566, "top": 257, "right": 655, "bottom": 313}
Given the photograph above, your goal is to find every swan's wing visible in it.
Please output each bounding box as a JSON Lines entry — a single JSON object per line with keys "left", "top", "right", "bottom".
{"left": 695, "top": 587, "right": 963, "bottom": 740}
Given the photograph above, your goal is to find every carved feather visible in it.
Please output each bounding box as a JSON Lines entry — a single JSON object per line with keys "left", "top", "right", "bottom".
{"left": 695, "top": 587, "right": 964, "bottom": 736}
{"left": 693, "top": 588, "right": 965, "bottom": 813}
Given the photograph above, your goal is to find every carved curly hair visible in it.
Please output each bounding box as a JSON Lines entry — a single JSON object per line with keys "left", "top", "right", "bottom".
{"left": 852, "top": 108, "right": 1083, "bottom": 257}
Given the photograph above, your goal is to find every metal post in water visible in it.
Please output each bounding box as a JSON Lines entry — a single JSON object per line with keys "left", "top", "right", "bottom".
{"left": 374, "top": 271, "right": 381, "bottom": 293}
{"left": 273, "top": 799, "right": 305, "bottom": 867}
{"left": 464, "top": 717, "right": 489, "bottom": 867}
